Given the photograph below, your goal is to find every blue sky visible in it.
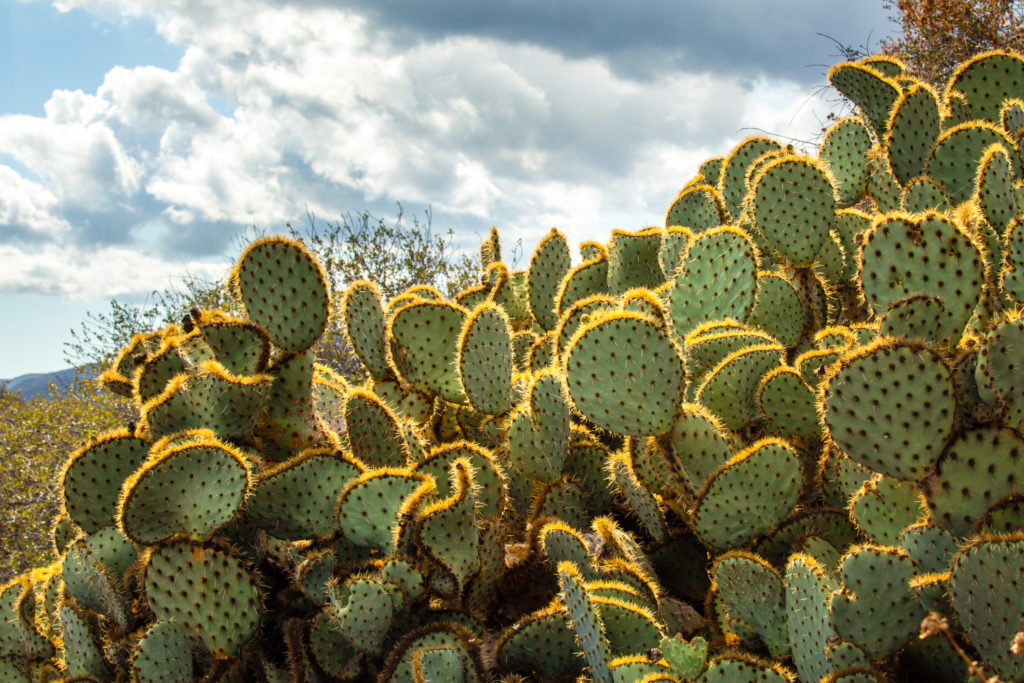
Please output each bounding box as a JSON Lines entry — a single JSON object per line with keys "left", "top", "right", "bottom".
{"left": 0, "top": 0, "right": 896, "bottom": 378}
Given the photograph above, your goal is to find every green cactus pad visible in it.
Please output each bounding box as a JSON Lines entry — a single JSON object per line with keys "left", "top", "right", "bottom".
{"left": 144, "top": 540, "right": 259, "bottom": 657}
{"left": 390, "top": 300, "right": 468, "bottom": 403}
{"left": 99, "top": 330, "right": 162, "bottom": 397}
{"left": 527, "top": 331, "right": 557, "bottom": 372}
{"left": 61, "top": 527, "right": 135, "bottom": 628}
{"left": 821, "top": 445, "right": 873, "bottom": 510}
{"left": 246, "top": 447, "right": 362, "bottom": 540}
{"left": 1004, "top": 96, "right": 1024, "bottom": 135}
{"left": 928, "top": 122, "right": 1015, "bottom": 204}
{"left": 527, "top": 228, "right": 572, "bottom": 331}
{"left": 885, "top": 83, "right": 941, "bottom": 185}
{"left": 667, "top": 403, "right": 732, "bottom": 491}
{"left": 342, "top": 280, "right": 392, "bottom": 381}
{"left": 796, "top": 535, "right": 842, "bottom": 572}
{"left": 849, "top": 474, "right": 926, "bottom": 545}
{"left": 665, "top": 184, "right": 727, "bottom": 234}
{"left": 692, "top": 438, "right": 802, "bottom": 550}
{"left": 658, "top": 226, "right": 693, "bottom": 279}
{"left": 977, "top": 143, "right": 1021, "bottom": 235}
{"left": 746, "top": 272, "right": 805, "bottom": 348}
{"left": 755, "top": 508, "right": 860, "bottom": 566}
{"left": 899, "top": 522, "right": 960, "bottom": 574}
{"left": 328, "top": 575, "right": 399, "bottom": 655}
{"left": 607, "top": 228, "right": 666, "bottom": 294}
{"left": 757, "top": 366, "right": 820, "bottom": 437}
{"left": 336, "top": 468, "right": 434, "bottom": 553}
{"left": 565, "top": 310, "right": 685, "bottom": 436}
{"left": 532, "top": 479, "right": 590, "bottom": 530}
{"left": 541, "top": 521, "right": 594, "bottom": 574}
{"left": 564, "top": 441, "right": 616, "bottom": 515}
{"left": 1005, "top": 217, "right": 1024, "bottom": 303}
{"left": 307, "top": 606, "right": 361, "bottom": 679}
{"left": 901, "top": 175, "right": 951, "bottom": 212}
{"left": 294, "top": 549, "right": 335, "bottom": 604}
{"left": 695, "top": 343, "right": 784, "bottom": 429}
{"left": 344, "top": 387, "right": 411, "bottom": 468}
{"left": 666, "top": 226, "right": 759, "bottom": 337}
{"left": 118, "top": 435, "right": 251, "bottom": 544}
{"left": 508, "top": 369, "right": 570, "bottom": 482}
{"left": 412, "top": 646, "right": 468, "bottom": 682}
{"left": 496, "top": 604, "right": 583, "bottom": 679}
{"left": 719, "top": 136, "right": 784, "bottom": 221}
{"left": 702, "top": 654, "right": 796, "bottom": 682}
{"left": 976, "top": 493, "right": 1024, "bottom": 533}
{"left": 828, "top": 62, "right": 901, "bottom": 138}
{"left": 381, "top": 624, "right": 480, "bottom": 683}
{"left": 785, "top": 554, "right": 841, "bottom": 683}
{"left": 555, "top": 294, "right": 620, "bottom": 360}
{"left": 878, "top": 294, "right": 954, "bottom": 345}
{"left": 749, "top": 155, "right": 837, "bottom": 267}
{"left": 311, "top": 372, "right": 347, "bottom": 436}
{"left": 196, "top": 317, "right": 271, "bottom": 377}
{"left": 976, "top": 315, "right": 1024, "bottom": 432}
{"left": 949, "top": 50, "right": 1024, "bottom": 122}
{"left": 712, "top": 551, "right": 789, "bottom": 657}
{"left": 415, "top": 459, "right": 480, "bottom": 593}
{"left": 949, "top": 533, "right": 1024, "bottom": 682}
{"left": 61, "top": 429, "right": 150, "bottom": 533}
{"left": 0, "top": 577, "right": 51, "bottom": 662}
{"left": 928, "top": 426, "right": 1024, "bottom": 537}
{"left": 659, "top": 634, "right": 707, "bottom": 679}
{"left": 685, "top": 326, "right": 779, "bottom": 380}
{"left": 59, "top": 601, "right": 108, "bottom": 679}
{"left": 819, "top": 117, "right": 872, "bottom": 208}
{"left": 607, "top": 452, "right": 668, "bottom": 543}
{"left": 557, "top": 562, "right": 613, "bottom": 683}
{"left": 142, "top": 363, "right": 271, "bottom": 442}
{"left": 457, "top": 301, "right": 514, "bottom": 415}
{"left": 416, "top": 441, "right": 506, "bottom": 519}
{"left": 815, "top": 231, "right": 848, "bottom": 285}
{"left": 231, "top": 236, "right": 329, "bottom": 353}
{"left": 135, "top": 340, "right": 188, "bottom": 402}
{"left": 822, "top": 338, "right": 955, "bottom": 480}
{"left": 257, "top": 353, "right": 317, "bottom": 456}
{"left": 867, "top": 145, "right": 903, "bottom": 212}
{"left": 593, "top": 597, "right": 664, "bottom": 656}
{"left": 829, "top": 545, "right": 926, "bottom": 658}
{"left": 557, "top": 253, "right": 609, "bottom": 316}
{"left": 131, "top": 621, "right": 193, "bottom": 683}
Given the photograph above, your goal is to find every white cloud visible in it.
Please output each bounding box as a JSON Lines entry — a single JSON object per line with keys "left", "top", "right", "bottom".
{"left": 2, "top": 0, "right": 850, "bottom": 299}
{"left": 0, "top": 242, "right": 225, "bottom": 298}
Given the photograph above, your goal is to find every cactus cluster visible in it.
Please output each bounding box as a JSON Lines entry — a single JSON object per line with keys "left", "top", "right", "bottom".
{"left": 6, "top": 49, "right": 1024, "bottom": 682}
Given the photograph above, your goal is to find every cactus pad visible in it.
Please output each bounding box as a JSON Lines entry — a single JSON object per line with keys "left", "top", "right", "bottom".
{"left": 144, "top": 540, "right": 259, "bottom": 657}
{"left": 232, "top": 236, "right": 329, "bottom": 353}
{"left": 823, "top": 339, "right": 955, "bottom": 480}
{"left": 692, "top": 438, "right": 802, "bottom": 550}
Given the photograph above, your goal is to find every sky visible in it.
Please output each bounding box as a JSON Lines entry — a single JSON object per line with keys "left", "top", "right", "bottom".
{"left": 0, "top": 0, "right": 897, "bottom": 377}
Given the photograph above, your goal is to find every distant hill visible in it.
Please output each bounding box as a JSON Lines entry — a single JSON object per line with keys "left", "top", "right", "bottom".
{"left": 1, "top": 368, "right": 92, "bottom": 399}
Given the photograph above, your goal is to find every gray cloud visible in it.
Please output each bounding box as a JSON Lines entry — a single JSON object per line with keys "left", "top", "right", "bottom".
{"left": 326, "top": 1, "right": 894, "bottom": 84}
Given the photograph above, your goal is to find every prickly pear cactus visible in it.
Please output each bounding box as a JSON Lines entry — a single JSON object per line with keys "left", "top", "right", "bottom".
{"left": 11, "top": 48, "right": 1024, "bottom": 683}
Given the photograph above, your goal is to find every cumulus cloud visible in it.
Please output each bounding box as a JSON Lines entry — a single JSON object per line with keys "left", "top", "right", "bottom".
{"left": 1, "top": 0, "right": 889, "bottom": 299}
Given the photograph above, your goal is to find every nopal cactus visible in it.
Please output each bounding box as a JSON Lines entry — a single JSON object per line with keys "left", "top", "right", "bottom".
{"left": 8, "top": 50, "right": 1024, "bottom": 683}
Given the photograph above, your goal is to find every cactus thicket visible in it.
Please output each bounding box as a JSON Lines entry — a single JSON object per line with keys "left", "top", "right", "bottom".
{"left": 7, "top": 49, "right": 1024, "bottom": 682}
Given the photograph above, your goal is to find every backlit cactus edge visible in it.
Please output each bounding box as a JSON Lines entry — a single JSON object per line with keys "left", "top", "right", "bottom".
{"left": 5, "top": 50, "right": 1024, "bottom": 682}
